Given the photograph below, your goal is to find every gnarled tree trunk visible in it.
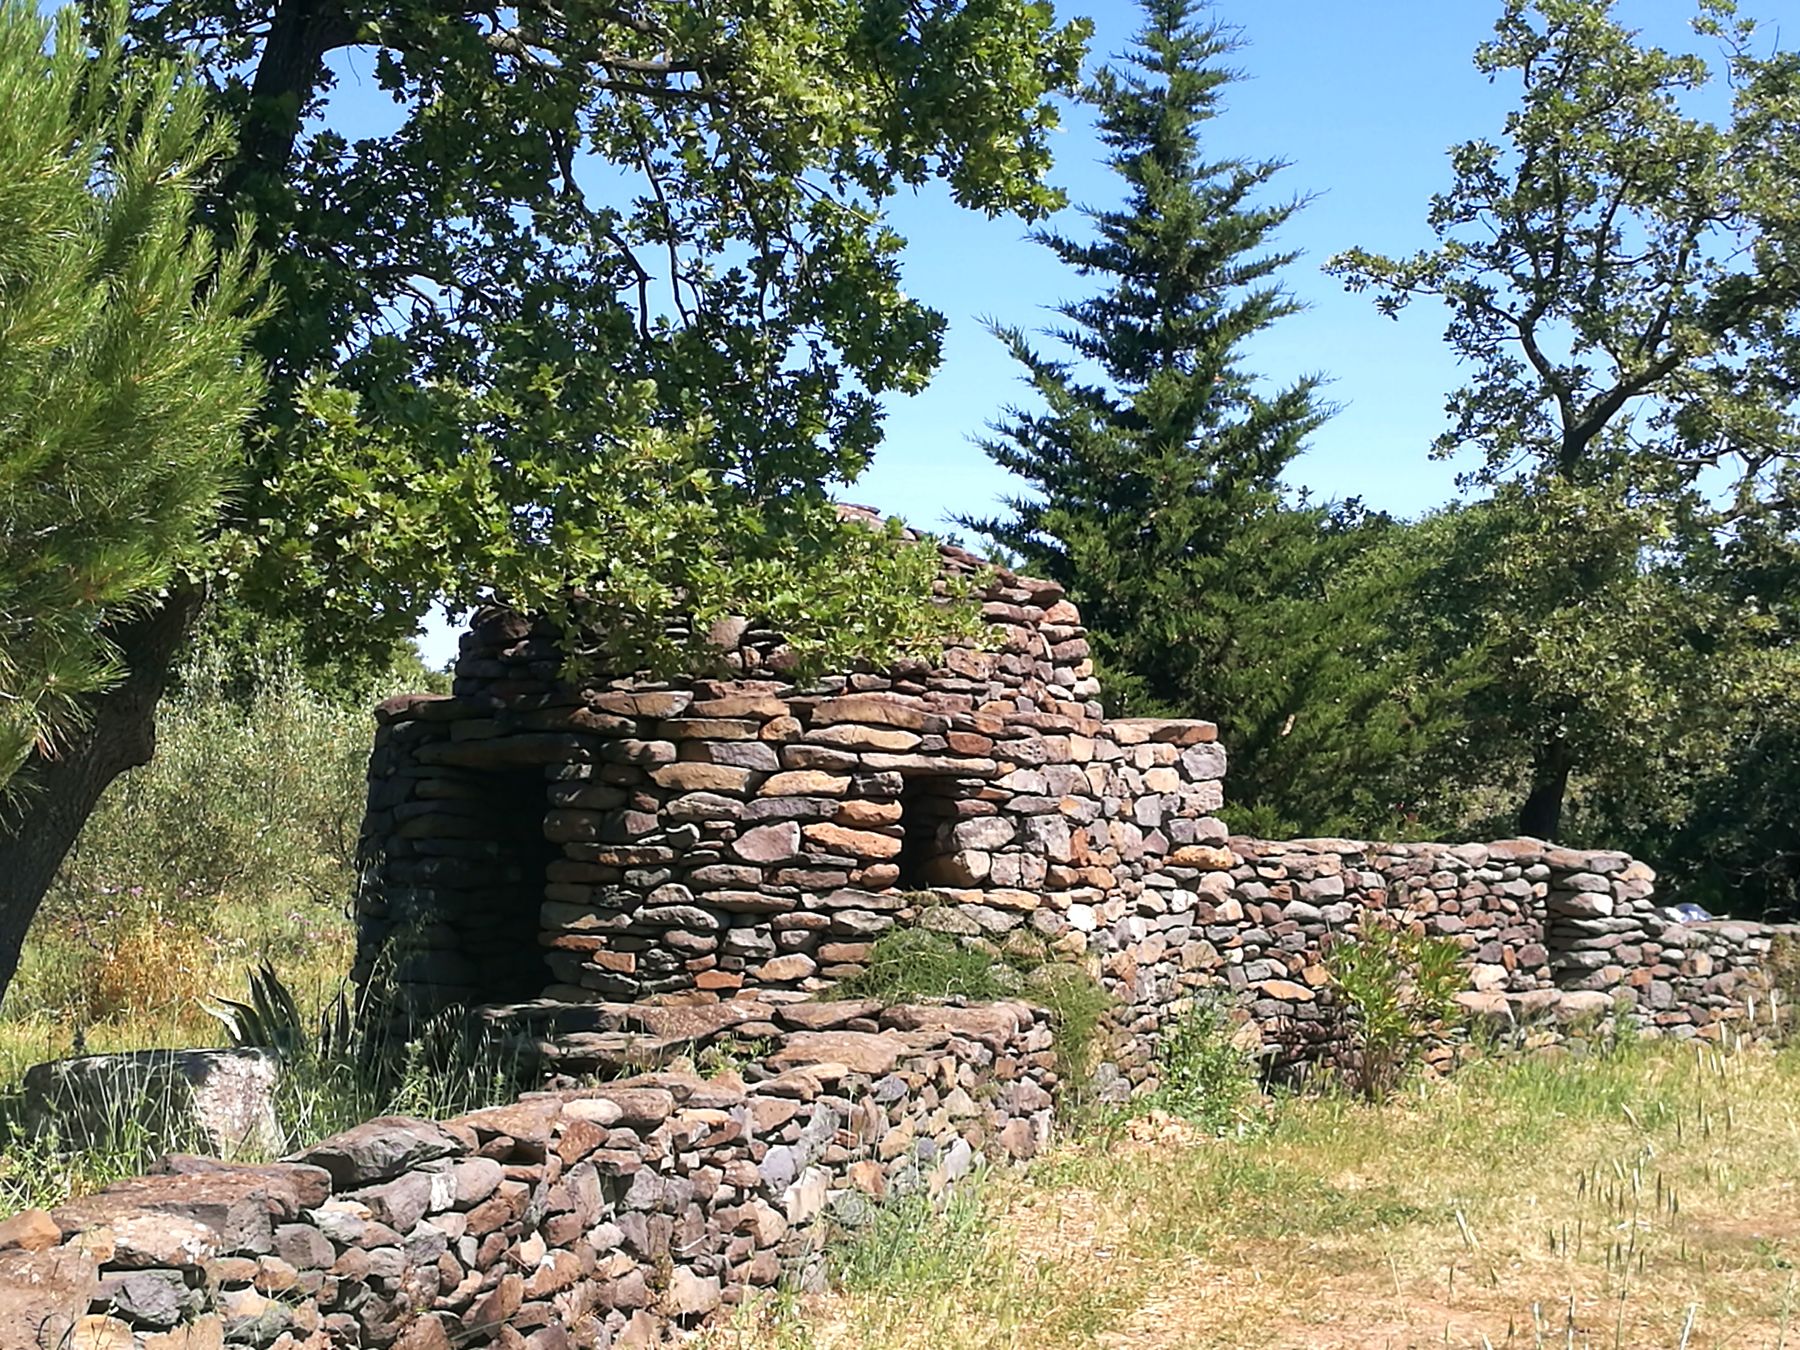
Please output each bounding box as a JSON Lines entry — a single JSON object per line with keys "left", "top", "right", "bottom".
{"left": 1516, "top": 735, "right": 1573, "bottom": 842}
{"left": 0, "top": 587, "right": 202, "bottom": 1003}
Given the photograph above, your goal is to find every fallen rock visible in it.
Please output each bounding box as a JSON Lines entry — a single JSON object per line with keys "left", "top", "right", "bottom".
{"left": 67, "top": 1314, "right": 136, "bottom": 1349}
{"left": 96, "top": 1268, "right": 192, "bottom": 1328}
{"left": 772, "top": 1000, "right": 884, "bottom": 1031}
{"left": 0, "top": 1208, "right": 59, "bottom": 1253}
{"left": 20, "top": 1049, "right": 280, "bottom": 1160}
{"left": 881, "top": 1003, "right": 1023, "bottom": 1046}
{"left": 664, "top": 1267, "right": 722, "bottom": 1318}
{"left": 152, "top": 1155, "right": 332, "bottom": 1209}
{"left": 294, "top": 1115, "right": 467, "bottom": 1188}
{"left": 54, "top": 1170, "right": 305, "bottom": 1258}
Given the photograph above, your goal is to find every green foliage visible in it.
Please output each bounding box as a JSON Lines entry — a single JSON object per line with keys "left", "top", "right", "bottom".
{"left": 829, "top": 1184, "right": 993, "bottom": 1299}
{"left": 830, "top": 927, "right": 1016, "bottom": 1005}
{"left": 271, "top": 1012, "right": 528, "bottom": 1150}
{"left": 1324, "top": 923, "right": 1464, "bottom": 1103}
{"left": 0, "top": 0, "right": 1094, "bottom": 1006}
{"left": 0, "top": 1000, "right": 527, "bottom": 1213}
{"left": 97, "top": 0, "right": 1092, "bottom": 678}
{"left": 5, "top": 647, "right": 371, "bottom": 1024}
{"left": 0, "top": 0, "right": 264, "bottom": 789}
{"left": 47, "top": 649, "right": 372, "bottom": 925}
{"left": 0, "top": 1067, "right": 214, "bottom": 1213}
{"left": 1029, "top": 961, "right": 1113, "bottom": 1101}
{"left": 1328, "top": 0, "right": 1800, "bottom": 840}
{"left": 197, "top": 959, "right": 528, "bottom": 1154}
{"left": 189, "top": 594, "right": 452, "bottom": 704}
{"left": 1139, "top": 998, "right": 1261, "bottom": 1135}
{"left": 204, "top": 959, "right": 359, "bottom": 1067}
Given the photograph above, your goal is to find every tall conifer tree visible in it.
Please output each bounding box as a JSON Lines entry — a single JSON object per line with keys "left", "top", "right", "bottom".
{"left": 0, "top": 3, "right": 263, "bottom": 794}
{"left": 965, "top": 0, "right": 1421, "bottom": 832}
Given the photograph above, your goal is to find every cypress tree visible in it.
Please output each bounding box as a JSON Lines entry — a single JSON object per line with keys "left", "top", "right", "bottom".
{"left": 966, "top": 0, "right": 1416, "bottom": 833}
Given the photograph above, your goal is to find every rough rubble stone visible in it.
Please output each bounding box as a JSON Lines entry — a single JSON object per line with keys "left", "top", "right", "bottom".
{"left": 295, "top": 1115, "right": 467, "bottom": 1188}
{"left": 21, "top": 1049, "right": 280, "bottom": 1160}
{"left": 0, "top": 1245, "right": 98, "bottom": 1350}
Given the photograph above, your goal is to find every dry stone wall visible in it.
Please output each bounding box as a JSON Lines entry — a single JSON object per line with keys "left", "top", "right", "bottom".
{"left": 0, "top": 1001, "right": 1053, "bottom": 1350}
{"left": 1084, "top": 837, "right": 1783, "bottom": 1093}
{"left": 7, "top": 533, "right": 1793, "bottom": 1347}
{"left": 352, "top": 535, "right": 1785, "bottom": 1086}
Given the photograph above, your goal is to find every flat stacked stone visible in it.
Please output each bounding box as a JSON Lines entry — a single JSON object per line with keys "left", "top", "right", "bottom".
{"left": 1, "top": 999, "right": 1055, "bottom": 1349}
{"left": 1082, "top": 835, "right": 1787, "bottom": 1092}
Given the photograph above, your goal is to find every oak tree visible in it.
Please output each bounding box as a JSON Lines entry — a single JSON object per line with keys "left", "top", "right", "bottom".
{"left": 1330, "top": 0, "right": 1800, "bottom": 839}
{"left": 0, "top": 0, "right": 1090, "bottom": 998}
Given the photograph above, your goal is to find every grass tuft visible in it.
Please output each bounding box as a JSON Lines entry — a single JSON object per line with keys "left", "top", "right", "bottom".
{"left": 829, "top": 926, "right": 1112, "bottom": 1100}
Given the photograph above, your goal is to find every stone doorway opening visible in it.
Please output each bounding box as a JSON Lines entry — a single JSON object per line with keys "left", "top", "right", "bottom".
{"left": 894, "top": 775, "right": 966, "bottom": 889}
{"left": 459, "top": 768, "right": 558, "bottom": 1006}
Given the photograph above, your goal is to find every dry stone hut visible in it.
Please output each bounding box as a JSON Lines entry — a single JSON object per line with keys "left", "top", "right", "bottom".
{"left": 354, "top": 515, "right": 1229, "bottom": 1025}
{"left": 353, "top": 511, "right": 1782, "bottom": 1082}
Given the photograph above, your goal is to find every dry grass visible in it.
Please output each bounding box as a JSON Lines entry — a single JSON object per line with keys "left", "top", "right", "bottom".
{"left": 0, "top": 905, "right": 353, "bottom": 1088}
{"left": 718, "top": 1037, "right": 1800, "bottom": 1350}
{"left": 0, "top": 649, "right": 370, "bottom": 1086}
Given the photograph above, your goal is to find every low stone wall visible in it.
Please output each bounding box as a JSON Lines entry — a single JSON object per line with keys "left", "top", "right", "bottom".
{"left": 1088, "top": 836, "right": 1784, "bottom": 1090}
{"left": 0, "top": 1000, "right": 1052, "bottom": 1350}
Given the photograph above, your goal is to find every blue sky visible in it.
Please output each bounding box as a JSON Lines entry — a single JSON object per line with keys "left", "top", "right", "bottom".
{"left": 857, "top": 0, "right": 1735, "bottom": 534}
{"left": 381, "top": 0, "right": 1735, "bottom": 663}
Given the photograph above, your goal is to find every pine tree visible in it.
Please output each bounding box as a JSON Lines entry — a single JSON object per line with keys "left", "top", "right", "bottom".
{"left": 965, "top": 0, "right": 1418, "bottom": 833}
{"left": 0, "top": 3, "right": 263, "bottom": 791}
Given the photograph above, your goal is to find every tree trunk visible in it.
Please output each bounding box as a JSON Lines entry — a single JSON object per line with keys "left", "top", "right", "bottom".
{"left": 0, "top": 587, "right": 203, "bottom": 1005}
{"left": 1516, "top": 736, "right": 1574, "bottom": 841}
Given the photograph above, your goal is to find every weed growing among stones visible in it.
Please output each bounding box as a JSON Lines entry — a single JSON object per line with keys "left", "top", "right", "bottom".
{"left": 1325, "top": 921, "right": 1464, "bottom": 1101}
{"left": 1137, "top": 998, "right": 1262, "bottom": 1135}
{"left": 829, "top": 926, "right": 1015, "bottom": 1004}
{"left": 831, "top": 927, "right": 1113, "bottom": 1103}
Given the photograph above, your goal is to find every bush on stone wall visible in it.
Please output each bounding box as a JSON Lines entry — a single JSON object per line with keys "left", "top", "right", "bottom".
{"left": 830, "top": 926, "right": 1016, "bottom": 1005}
{"left": 1325, "top": 924, "right": 1464, "bottom": 1102}
{"left": 832, "top": 927, "right": 1112, "bottom": 1101}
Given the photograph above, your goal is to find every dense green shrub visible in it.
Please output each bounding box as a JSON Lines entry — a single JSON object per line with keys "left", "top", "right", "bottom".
{"left": 50, "top": 649, "right": 369, "bottom": 920}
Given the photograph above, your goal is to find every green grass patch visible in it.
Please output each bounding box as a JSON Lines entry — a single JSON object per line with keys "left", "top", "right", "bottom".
{"left": 828, "top": 926, "right": 1017, "bottom": 1004}
{"left": 829, "top": 926, "right": 1113, "bottom": 1098}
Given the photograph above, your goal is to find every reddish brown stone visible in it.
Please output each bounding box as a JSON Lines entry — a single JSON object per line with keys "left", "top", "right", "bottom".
{"left": 0, "top": 1210, "right": 59, "bottom": 1253}
{"left": 731, "top": 822, "right": 801, "bottom": 863}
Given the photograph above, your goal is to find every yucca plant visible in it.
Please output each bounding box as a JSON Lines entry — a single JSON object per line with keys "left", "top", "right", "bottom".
{"left": 204, "top": 961, "right": 355, "bottom": 1063}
